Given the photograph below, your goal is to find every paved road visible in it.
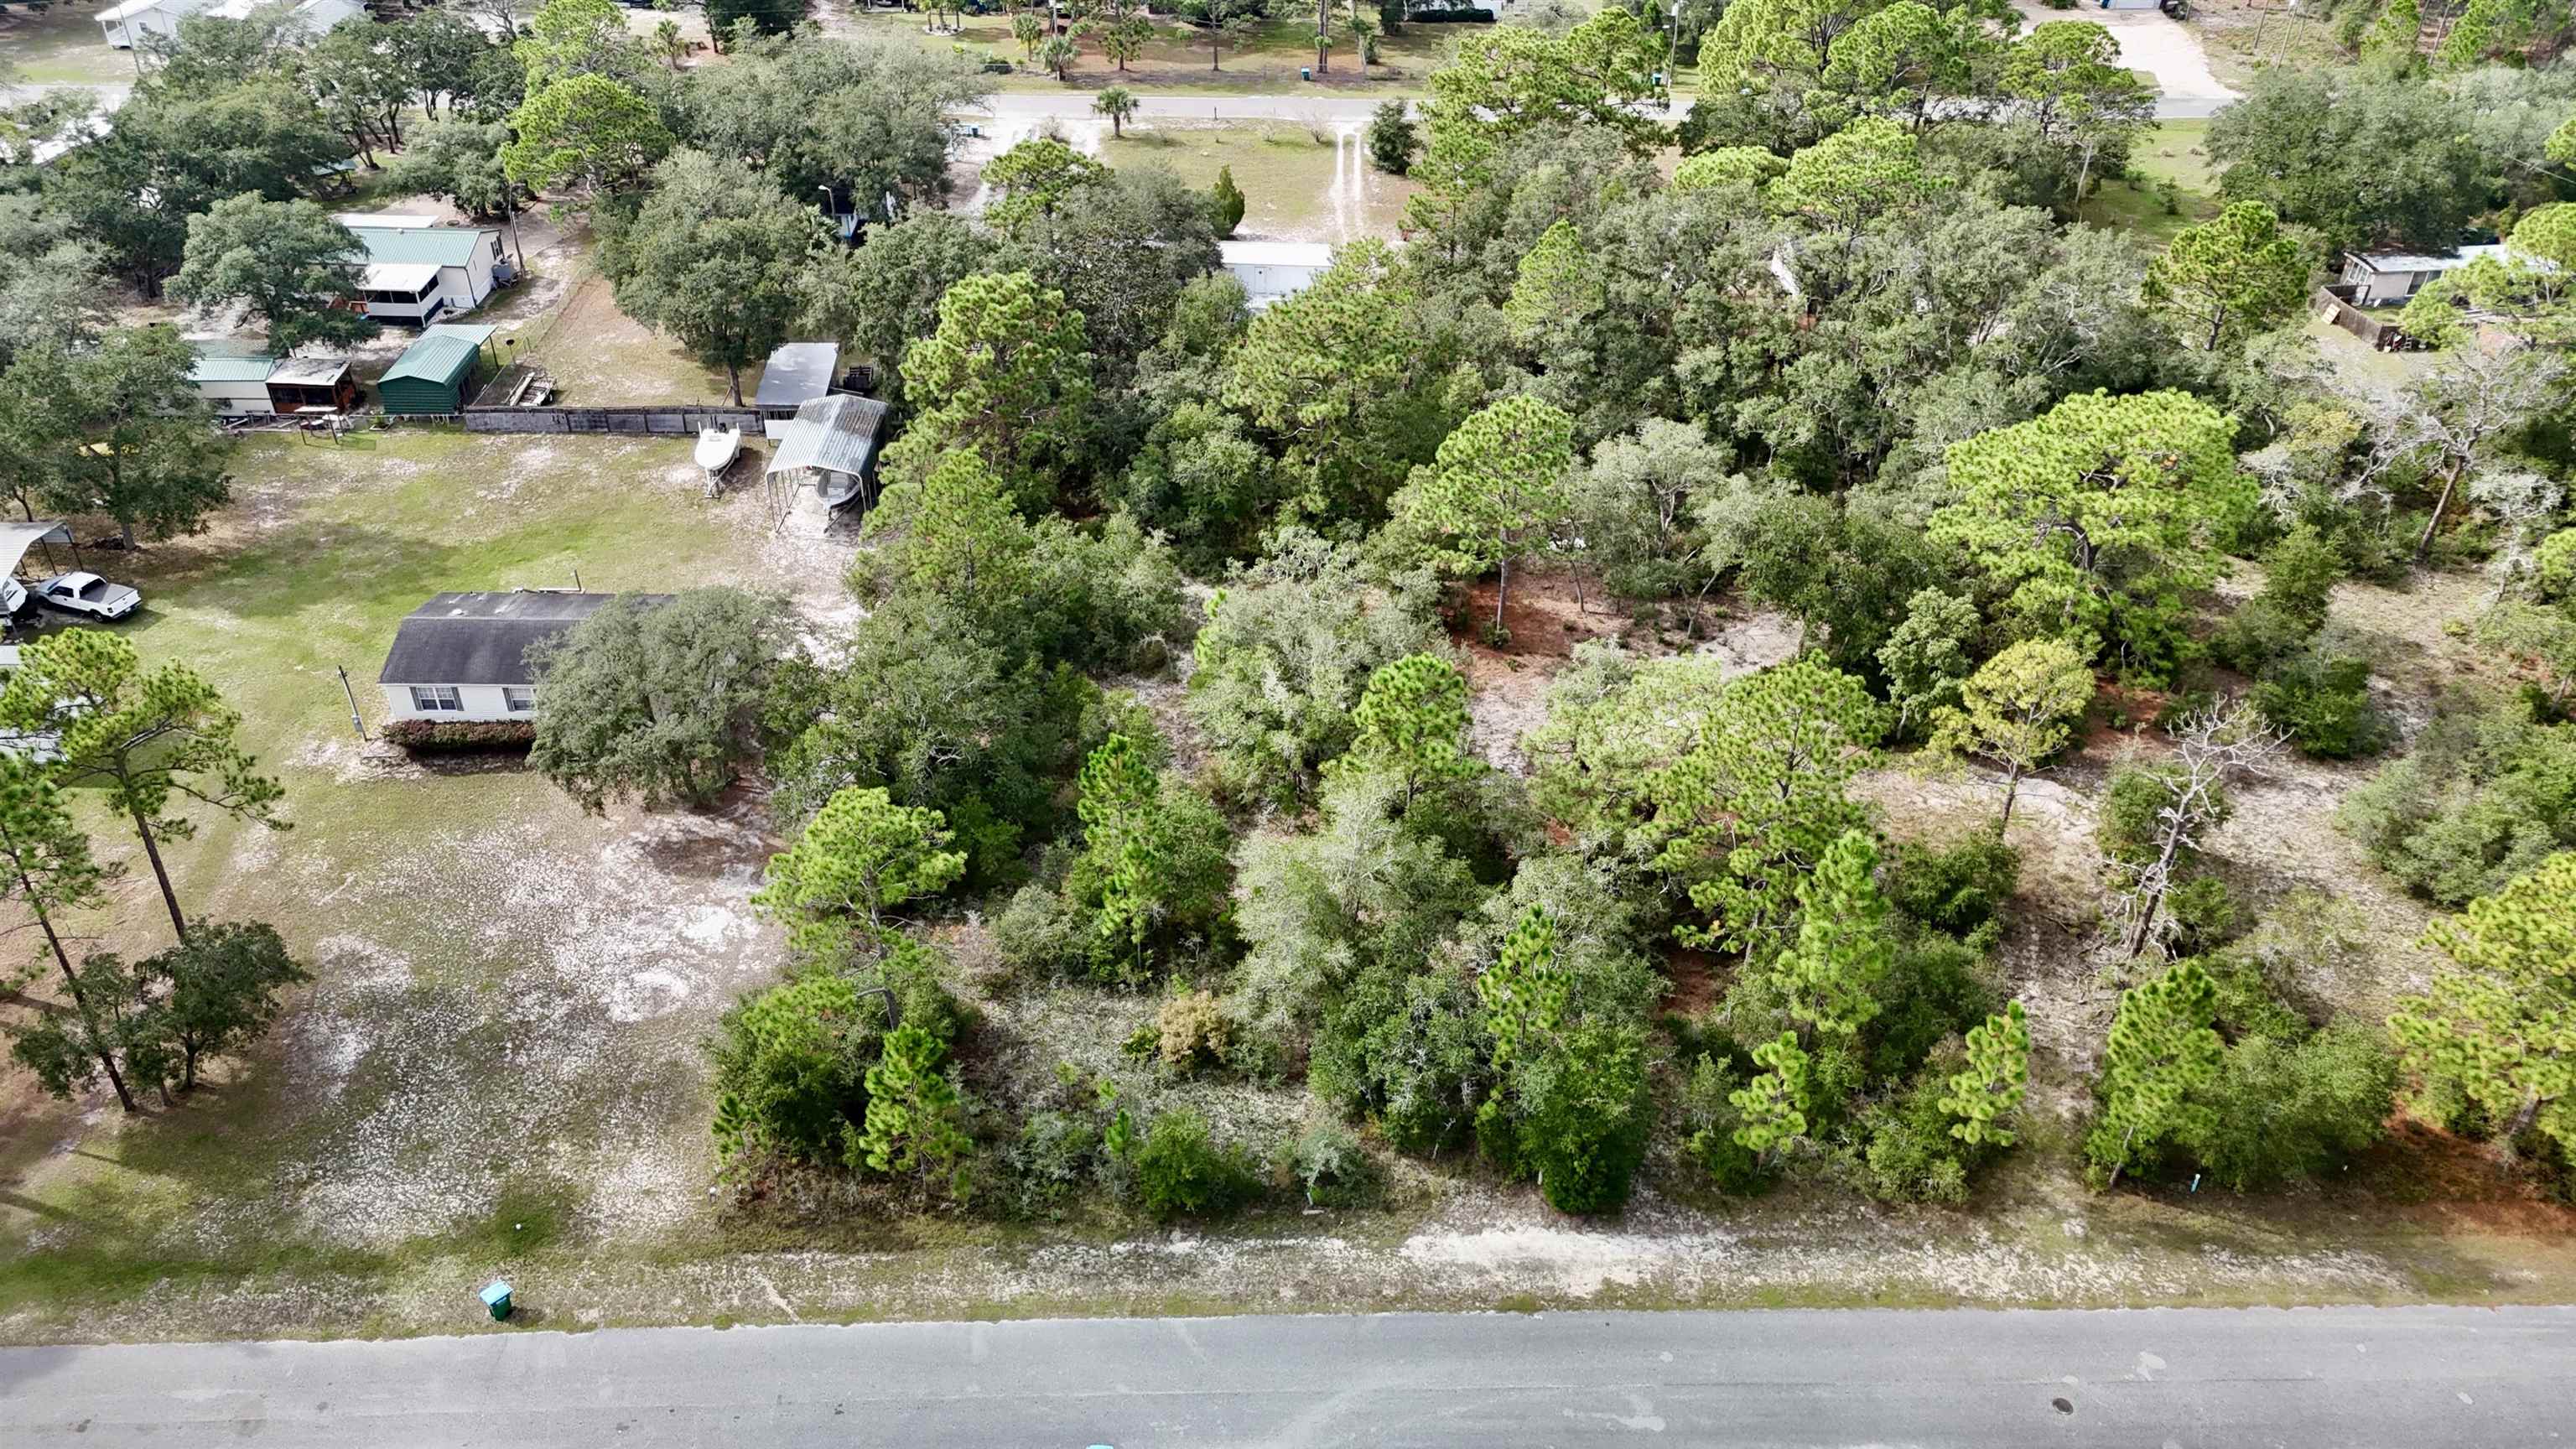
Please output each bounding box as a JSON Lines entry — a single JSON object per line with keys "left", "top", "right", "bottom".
{"left": 5, "top": 1306, "right": 2572, "bottom": 1446}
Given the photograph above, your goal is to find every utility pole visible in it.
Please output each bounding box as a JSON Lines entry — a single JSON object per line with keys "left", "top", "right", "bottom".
{"left": 336, "top": 666, "right": 365, "bottom": 740}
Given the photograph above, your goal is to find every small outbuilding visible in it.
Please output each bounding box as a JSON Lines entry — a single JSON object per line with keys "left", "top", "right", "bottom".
{"left": 188, "top": 348, "right": 278, "bottom": 417}
{"left": 266, "top": 356, "right": 361, "bottom": 415}
{"left": 377, "top": 325, "right": 496, "bottom": 417}
{"left": 765, "top": 393, "right": 891, "bottom": 509}
{"left": 753, "top": 343, "right": 842, "bottom": 440}
{"left": 378, "top": 590, "right": 666, "bottom": 724}
{"left": 1219, "top": 240, "right": 1336, "bottom": 310}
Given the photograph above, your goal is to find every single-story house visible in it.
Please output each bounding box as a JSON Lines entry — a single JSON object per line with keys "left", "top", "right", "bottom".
{"left": 188, "top": 348, "right": 279, "bottom": 417}
{"left": 266, "top": 356, "right": 361, "bottom": 414}
{"left": 2340, "top": 244, "right": 2508, "bottom": 306}
{"left": 335, "top": 214, "right": 509, "bottom": 325}
{"left": 97, "top": 0, "right": 219, "bottom": 47}
{"left": 377, "top": 324, "right": 496, "bottom": 416}
{"left": 754, "top": 342, "right": 841, "bottom": 440}
{"left": 1220, "top": 240, "right": 1336, "bottom": 310}
{"left": 765, "top": 393, "right": 891, "bottom": 509}
{"left": 378, "top": 590, "right": 667, "bottom": 724}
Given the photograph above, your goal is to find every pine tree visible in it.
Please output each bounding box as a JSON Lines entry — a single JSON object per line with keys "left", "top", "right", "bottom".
{"left": 849, "top": 1022, "right": 973, "bottom": 1205}
{"left": 0, "top": 629, "right": 285, "bottom": 943}
{"left": 2142, "top": 201, "right": 2312, "bottom": 353}
{"left": 1478, "top": 902, "right": 1568, "bottom": 1072}
{"left": 2387, "top": 853, "right": 2576, "bottom": 1159}
{"left": 1925, "top": 638, "right": 2096, "bottom": 829}
{"left": 1731, "top": 1031, "right": 1812, "bottom": 1159}
{"left": 1209, "top": 165, "right": 1246, "bottom": 239}
{"left": 0, "top": 756, "right": 135, "bottom": 1111}
{"left": 1649, "top": 655, "right": 1886, "bottom": 961}
{"left": 1768, "top": 829, "right": 1894, "bottom": 1039}
{"left": 1338, "top": 652, "right": 1476, "bottom": 807}
{"left": 868, "top": 447, "right": 1035, "bottom": 621}
{"left": 753, "top": 787, "right": 967, "bottom": 954}
{"left": 1076, "top": 732, "right": 1166, "bottom": 965}
{"left": 1502, "top": 220, "right": 1602, "bottom": 345}
{"left": 2089, "top": 961, "right": 2223, "bottom": 1188}
{"left": 1941, "top": 1000, "right": 2032, "bottom": 1148}
{"left": 1389, "top": 395, "right": 1576, "bottom": 637}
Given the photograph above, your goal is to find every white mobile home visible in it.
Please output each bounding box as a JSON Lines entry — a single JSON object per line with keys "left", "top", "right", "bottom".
{"left": 2339, "top": 245, "right": 2508, "bottom": 306}
{"left": 377, "top": 591, "right": 663, "bottom": 724}
{"left": 1219, "top": 240, "right": 1336, "bottom": 310}
{"left": 336, "top": 216, "right": 509, "bottom": 325}
{"left": 205, "top": 0, "right": 368, "bottom": 34}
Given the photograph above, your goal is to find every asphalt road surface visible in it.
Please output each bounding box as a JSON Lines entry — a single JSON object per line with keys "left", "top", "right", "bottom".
{"left": 5, "top": 1306, "right": 2572, "bottom": 1447}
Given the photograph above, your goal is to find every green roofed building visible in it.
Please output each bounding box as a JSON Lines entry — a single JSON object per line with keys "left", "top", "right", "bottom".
{"left": 377, "top": 325, "right": 496, "bottom": 416}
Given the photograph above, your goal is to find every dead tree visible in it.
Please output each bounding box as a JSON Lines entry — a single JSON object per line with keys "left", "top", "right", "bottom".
{"left": 2109, "top": 703, "right": 2287, "bottom": 958}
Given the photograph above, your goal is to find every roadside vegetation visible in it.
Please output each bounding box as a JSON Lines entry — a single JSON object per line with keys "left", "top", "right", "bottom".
{"left": 1, "top": 0, "right": 2574, "bottom": 1340}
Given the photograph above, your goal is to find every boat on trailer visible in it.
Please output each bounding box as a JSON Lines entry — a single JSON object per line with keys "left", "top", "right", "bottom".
{"left": 694, "top": 426, "right": 740, "bottom": 496}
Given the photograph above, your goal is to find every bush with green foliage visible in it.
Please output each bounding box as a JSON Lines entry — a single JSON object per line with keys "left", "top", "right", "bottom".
{"left": 708, "top": 943, "right": 959, "bottom": 1169}
{"left": 2338, "top": 697, "right": 2576, "bottom": 906}
{"left": 1884, "top": 834, "right": 2022, "bottom": 947}
{"left": 1135, "top": 1109, "right": 1260, "bottom": 1219}
{"left": 1280, "top": 1119, "right": 1379, "bottom": 1207}
{"left": 2252, "top": 652, "right": 2385, "bottom": 759}
{"left": 1368, "top": 100, "right": 1420, "bottom": 175}
{"left": 1185, "top": 532, "right": 1446, "bottom": 808}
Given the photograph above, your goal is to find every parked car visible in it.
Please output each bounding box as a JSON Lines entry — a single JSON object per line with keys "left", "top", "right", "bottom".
{"left": 33, "top": 572, "right": 141, "bottom": 621}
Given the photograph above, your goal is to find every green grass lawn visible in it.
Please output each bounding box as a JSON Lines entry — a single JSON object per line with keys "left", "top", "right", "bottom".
{"left": 0, "top": 428, "right": 809, "bottom": 1328}
{"left": 1105, "top": 122, "right": 1417, "bottom": 241}
{"left": 0, "top": 3, "right": 142, "bottom": 86}
{"left": 2080, "top": 120, "right": 2219, "bottom": 247}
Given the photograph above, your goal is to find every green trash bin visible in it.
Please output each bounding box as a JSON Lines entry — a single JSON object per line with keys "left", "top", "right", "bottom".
{"left": 480, "top": 1280, "right": 513, "bottom": 1322}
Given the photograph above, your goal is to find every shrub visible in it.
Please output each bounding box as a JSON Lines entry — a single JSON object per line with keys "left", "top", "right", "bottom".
{"left": 989, "top": 882, "right": 1088, "bottom": 979}
{"left": 1680, "top": 1053, "right": 1770, "bottom": 1194}
{"left": 1280, "top": 1119, "right": 1379, "bottom": 1208}
{"left": 1867, "top": 935, "right": 1999, "bottom": 1085}
{"left": 1157, "top": 987, "right": 1231, "bottom": 1071}
{"left": 2163, "top": 877, "right": 2241, "bottom": 958}
{"left": 1367, "top": 101, "right": 1419, "bottom": 175}
{"left": 2253, "top": 652, "right": 2385, "bottom": 759}
{"left": 1509, "top": 1026, "right": 1654, "bottom": 1215}
{"left": 381, "top": 718, "right": 536, "bottom": 751}
{"left": 1885, "top": 833, "right": 2022, "bottom": 943}
{"left": 1008, "top": 1108, "right": 1104, "bottom": 1218}
{"left": 1135, "top": 1109, "right": 1259, "bottom": 1220}
{"left": 2337, "top": 698, "right": 2576, "bottom": 905}
{"left": 706, "top": 944, "right": 959, "bottom": 1168}
{"left": 1856, "top": 1052, "right": 1976, "bottom": 1206}
{"left": 2183, "top": 1021, "right": 2397, "bottom": 1192}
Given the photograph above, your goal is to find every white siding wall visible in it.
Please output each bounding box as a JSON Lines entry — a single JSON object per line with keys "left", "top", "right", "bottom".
{"left": 196, "top": 380, "right": 275, "bottom": 416}
{"left": 380, "top": 683, "right": 535, "bottom": 724}
{"left": 1225, "top": 261, "right": 1328, "bottom": 310}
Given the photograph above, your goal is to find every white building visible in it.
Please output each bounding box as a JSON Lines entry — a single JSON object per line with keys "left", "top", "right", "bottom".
{"left": 335, "top": 215, "right": 509, "bottom": 325}
{"left": 187, "top": 347, "right": 277, "bottom": 417}
{"left": 96, "top": 0, "right": 220, "bottom": 48}
{"left": 377, "top": 591, "right": 662, "bottom": 724}
{"left": 205, "top": 0, "right": 368, "bottom": 34}
{"left": 2340, "top": 244, "right": 2509, "bottom": 306}
{"left": 1219, "top": 240, "right": 1336, "bottom": 310}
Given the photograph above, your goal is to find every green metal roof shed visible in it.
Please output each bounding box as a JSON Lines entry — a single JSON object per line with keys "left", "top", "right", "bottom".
{"left": 377, "top": 325, "right": 494, "bottom": 415}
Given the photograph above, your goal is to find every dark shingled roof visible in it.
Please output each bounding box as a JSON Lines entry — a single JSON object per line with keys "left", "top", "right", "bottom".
{"left": 377, "top": 591, "right": 667, "bottom": 687}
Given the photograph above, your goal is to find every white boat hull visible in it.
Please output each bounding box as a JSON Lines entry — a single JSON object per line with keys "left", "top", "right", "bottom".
{"left": 694, "top": 427, "right": 741, "bottom": 475}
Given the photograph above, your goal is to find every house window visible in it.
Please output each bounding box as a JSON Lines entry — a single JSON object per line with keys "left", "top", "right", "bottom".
{"left": 409, "top": 685, "right": 462, "bottom": 712}
{"left": 503, "top": 687, "right": 535, "bottom": 714}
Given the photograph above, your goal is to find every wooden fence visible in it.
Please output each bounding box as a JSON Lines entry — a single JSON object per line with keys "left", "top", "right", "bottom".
{"left": 2313, "top": 285, "right": 2429, "bottom": 354}
{"left": 460, "top": 405, "right": 765, "bottom": 436}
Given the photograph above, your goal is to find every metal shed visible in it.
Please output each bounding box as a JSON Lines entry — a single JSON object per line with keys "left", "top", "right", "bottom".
{"left": 377, "top": 325, "right": 496, "bottom": 416}
{"left": 764, "top": 394, "right": 891, "bottom": 509}
{"left": 753, "top": 343, "right": 841, "bottom": 439}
